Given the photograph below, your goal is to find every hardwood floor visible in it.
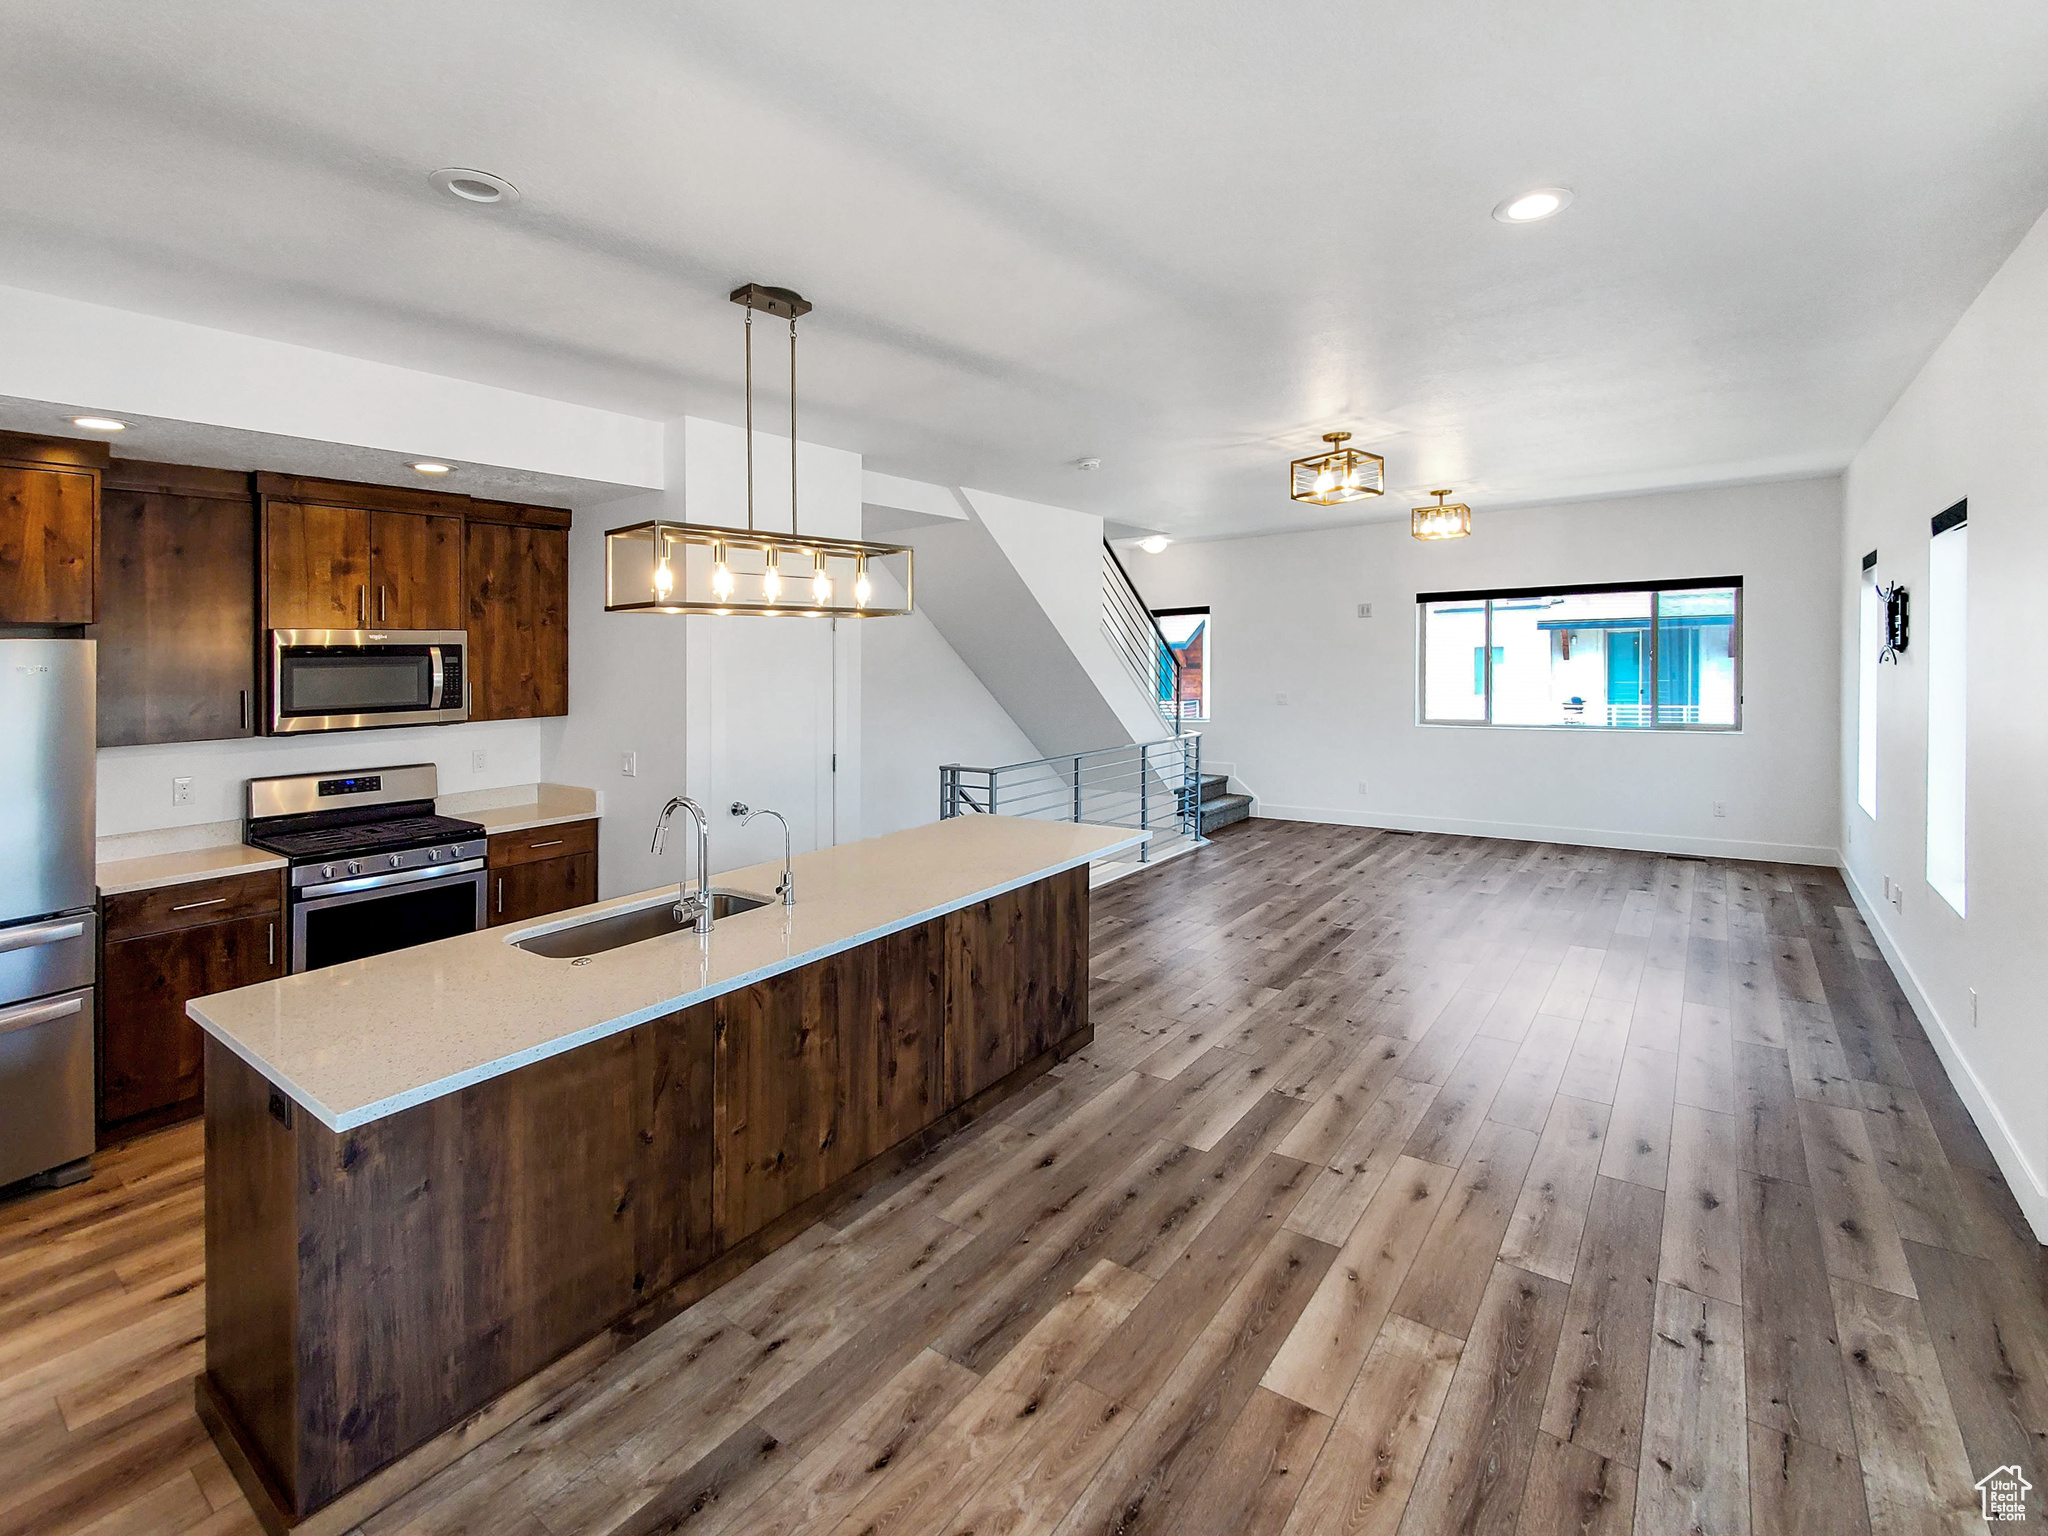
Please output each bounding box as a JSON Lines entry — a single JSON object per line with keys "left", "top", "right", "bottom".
{"left": 4, "top": 819, "right": 2044, "bottom": 1534}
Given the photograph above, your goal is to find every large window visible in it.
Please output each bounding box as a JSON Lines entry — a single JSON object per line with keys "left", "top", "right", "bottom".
{"left": 1925, "top": 504, "right": 1966, "bottom": 915}
{"left": 1417, "top": 578, "right": 1742, "bottom": 730}
{"left": 1154, "top": 607, "right": 1209, "bottom": 721}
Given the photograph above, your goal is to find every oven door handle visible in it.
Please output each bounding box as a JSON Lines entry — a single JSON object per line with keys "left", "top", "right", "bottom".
{"left": 295, "top": 857, "right": 486, "bottom": 901}
{"left": 428, "top": 646, "right": 447, "bottom": 711}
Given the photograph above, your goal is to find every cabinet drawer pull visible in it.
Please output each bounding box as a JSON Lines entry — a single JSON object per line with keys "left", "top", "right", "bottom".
{"left": 170, "top": 897, "right": 228, "bottom": 913}
{"left": 528, "top": 840, "right": 564, "bottom": 850}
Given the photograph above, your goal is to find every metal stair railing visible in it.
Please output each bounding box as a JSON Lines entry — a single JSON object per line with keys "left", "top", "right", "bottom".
{"left": 1100, "top": 539, "right": 1185, "bottom": 732}
{"left": 940, "top": 734, "right": 1208, "bottom": 859}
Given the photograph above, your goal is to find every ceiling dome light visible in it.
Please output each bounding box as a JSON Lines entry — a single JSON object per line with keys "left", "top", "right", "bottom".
{"left": 411, "top": 461, "right": 454, "bottom": 475}
{"left": 1138, "top": 535, "right": 1172, "bottom": 555}
{"left": 428, "top": 167, "right": 521, "bottom": 205}
{"left": 1493, "top": 187, "right": 1573, "bottom": 223}
{"left": 70, "top": 416, "right": 127, "bottom": 431}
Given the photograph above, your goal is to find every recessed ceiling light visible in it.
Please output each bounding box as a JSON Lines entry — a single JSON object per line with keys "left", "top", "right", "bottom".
{"left": 1138, "top": 535, "right": 1172, "bottom": 554}
{"left": 428, "top": 167, "right": 521, "bottom": 206}
{"left": 69, "top": 415, "right": 127, "bottom": 431}
{"left": 1492, "top": 186, "right": 1573, "bottom": 223}
{"left": 411, "top": 462, "right": 454, "bottom": 476}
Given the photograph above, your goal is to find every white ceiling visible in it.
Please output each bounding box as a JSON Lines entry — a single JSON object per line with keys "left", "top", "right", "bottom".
{"left": 3, "top": 1, "right": 2046, "bottom": 539}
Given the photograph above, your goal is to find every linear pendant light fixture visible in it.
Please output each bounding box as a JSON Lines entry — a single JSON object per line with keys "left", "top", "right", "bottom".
{"left": 606, "top": 283, "right": 912, "bottom": 617}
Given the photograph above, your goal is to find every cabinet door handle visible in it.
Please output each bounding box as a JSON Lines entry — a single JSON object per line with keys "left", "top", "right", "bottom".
{"left": 268, "top": 921, "right": 275, "bottom": 968}
{"left": 496, "top": 876, "right": 503, "bottom": 914}
{"left": 529, "top": 840, "right": 564, "bottom": 850}
{"left": 379, "top": 584, "right": 387, "bottom": 623}
{"left": 170, "top": 896, "right": 228, "bottom": 913}
{"left": 358, "top": 584, "right": 368, "bottom": 625}
{"left": 238, "top": 688, "right": 249, "bottom": 731}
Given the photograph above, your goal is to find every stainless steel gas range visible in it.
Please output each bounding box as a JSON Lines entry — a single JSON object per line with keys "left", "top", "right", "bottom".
{"left": 244, "top": 764, "right": 487, "bottom": 972}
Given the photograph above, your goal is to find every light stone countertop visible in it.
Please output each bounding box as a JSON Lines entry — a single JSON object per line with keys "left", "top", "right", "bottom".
{"left": 189, "top": 816, "right": 1145, "bottom": 1132}
{"left": 97, "top": 842, "right": 287, "bottom": 897}
{"left": 440, "top": 782, "right": 602, "bottom": 837}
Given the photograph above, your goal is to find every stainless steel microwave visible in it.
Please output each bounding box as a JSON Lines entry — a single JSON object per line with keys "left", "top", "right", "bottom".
{"left": 268, "top": 630, "right": 469, "bottom": 734}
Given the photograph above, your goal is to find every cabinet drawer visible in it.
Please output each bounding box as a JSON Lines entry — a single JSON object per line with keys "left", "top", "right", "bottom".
{"left": 103, "top": 869, "right": 285, "bottom": 943}
{"left": 487, "top": 819, "right": 598, "bottom": 869}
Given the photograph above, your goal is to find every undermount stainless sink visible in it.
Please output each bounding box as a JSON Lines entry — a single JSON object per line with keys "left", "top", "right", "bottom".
{"left": 510, "top": 889, "right": 774, "bottom": 958}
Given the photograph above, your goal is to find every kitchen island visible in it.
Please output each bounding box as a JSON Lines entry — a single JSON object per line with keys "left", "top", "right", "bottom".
{"left": 190, "top": 815, "right": 1142, "bottom": 1533}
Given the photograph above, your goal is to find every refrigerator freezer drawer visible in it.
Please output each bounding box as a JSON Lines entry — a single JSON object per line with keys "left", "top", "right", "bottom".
{"left": 0, "top": 985, "right": 95, "bottom": 1186}
{"left": 0, "top": 911, "right": 96, "bottom": 1007}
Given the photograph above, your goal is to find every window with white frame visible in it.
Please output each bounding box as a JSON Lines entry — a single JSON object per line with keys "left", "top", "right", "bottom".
{"left": 1417, "top": 578, "right": 1742, "bottom": 729}
{"left": 1925, "top": 503, "right": 1966, "bottom": 915}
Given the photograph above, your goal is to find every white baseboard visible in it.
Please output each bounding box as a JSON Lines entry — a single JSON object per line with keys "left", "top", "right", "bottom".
{"left": 1838, "top": 861, "right": 2048, "bottom": 1243}
{"left": 1252, "top": 804, "right": 1836, "bottom": 866}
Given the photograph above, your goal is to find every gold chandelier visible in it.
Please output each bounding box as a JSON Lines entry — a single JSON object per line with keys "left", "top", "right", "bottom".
{"left": 1411, "top": 489, "right": 1472, "bottom": 541}
{"left": 1290, "top": 431, "right": 1385, "bottom": 505}
{"left": 605, "top": 283, "right": 913, "bottom": 617}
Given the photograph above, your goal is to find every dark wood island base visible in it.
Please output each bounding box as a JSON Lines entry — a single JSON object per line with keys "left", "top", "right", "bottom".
{"left": 199, "top": 866, "right": 1090, "bottom": 1534}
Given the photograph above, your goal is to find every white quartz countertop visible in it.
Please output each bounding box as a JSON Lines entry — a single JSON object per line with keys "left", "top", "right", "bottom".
{"left": 189, "top": 816, "right": 1144, "bottom": 1132}
{"left": 98, "top": 843, "right": 287, "bottom": 897}
{"left": 444, "top": 783, "right": 601, "bottom": 837}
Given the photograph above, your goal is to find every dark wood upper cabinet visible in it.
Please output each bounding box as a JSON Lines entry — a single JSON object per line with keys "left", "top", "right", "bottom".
{"left": 264, "top": 500, "right": 371, "bottom": 629}
{"left": 93, "top": 462, "right": 258, "bottom": 746}
{"left": 369, "top": 509, "right": 464, "bottom": 630}
{"left": 466, "top": 519, "right": 569, "bottom": 719}
{"left": 0, "top": 432, "right": 106, "bottom": 625}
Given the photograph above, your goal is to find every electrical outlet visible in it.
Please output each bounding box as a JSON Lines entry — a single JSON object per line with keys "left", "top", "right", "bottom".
{"left": 1968, "top": 987, "right": 1978, "bottom": 1027}
{"left": 620, "top": 751, "right": 638, "bottom": 777}
{"left": 171, "top": 776, "right": 193, "bottom": 807}
{"left": 471, "top": 749, "right": 487, "bottom": 773}
{"left": 1712, "top": 801, "right": 1726, "bottom": 818}
{"left": 1276, "top": 692, "right": 1290, "bottom": 706}
{"left": 1356, "top": 602, "right": 1373, "bottom": 619}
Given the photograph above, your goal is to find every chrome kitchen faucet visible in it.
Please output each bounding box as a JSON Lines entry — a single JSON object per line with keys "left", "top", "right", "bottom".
{"left": 730, "top": 803, "right": 795, "bottom": 907}
{"left": 649, "top": 795, "right": 715, "bottom": 933}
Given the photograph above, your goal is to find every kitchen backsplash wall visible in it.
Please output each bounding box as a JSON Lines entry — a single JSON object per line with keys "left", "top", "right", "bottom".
{"left": 94, "top": 715, "right": 568, "bottom": 837}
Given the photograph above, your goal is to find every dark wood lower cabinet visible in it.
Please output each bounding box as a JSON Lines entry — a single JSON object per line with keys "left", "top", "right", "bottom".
{"left": 488, "top": 852, "right": 595, "bottom": 925}
{"left": 101, "top": 873, "right": 285, "bottom": 1137}
{"left": 201, "top": 866, "right": 1087, "bottom": 1529}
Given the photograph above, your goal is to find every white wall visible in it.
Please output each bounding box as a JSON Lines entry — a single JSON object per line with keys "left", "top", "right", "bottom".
{"left": 97, "top": 716, "right": 565, "bottom": 837}
{"left": 861, "top": 575, "right": 1042, "bottom": 837}
{"left": 1839, "top": 203, "right": 2048, "bottom": 1240}
{"left": 1136, "top": 477, "right": 1842, "bottom": 863}
{"left": 0, "top": 284, "right": 663, "bottom": 488}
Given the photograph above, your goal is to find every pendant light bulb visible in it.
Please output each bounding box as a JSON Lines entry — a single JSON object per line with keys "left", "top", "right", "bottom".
{"left": 652, "top": 557, "right": 675, "bottom": 601}
{"left": 812, "top": 551, "right": 833, "bottom": 606}
{"left": 760, "top": 547, "right": 782, "bottom": 603}
{"left": 711, "top": 542, "right": 735, "bottom": 601}
{"left": 854, "top": 553, "right": 871, "bottom": 609}
{"left": 1313, "top": 464, "right": 1337, "bottom": 499}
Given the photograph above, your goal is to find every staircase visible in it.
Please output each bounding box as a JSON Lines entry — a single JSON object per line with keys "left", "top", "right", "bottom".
{"left": 1190, "top": 773, "right": 1253, "bottom": 832}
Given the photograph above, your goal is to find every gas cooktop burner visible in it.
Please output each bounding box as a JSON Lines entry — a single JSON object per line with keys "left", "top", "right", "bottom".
{"left": 250, "top": 814, "right": 485, "bottom": 862}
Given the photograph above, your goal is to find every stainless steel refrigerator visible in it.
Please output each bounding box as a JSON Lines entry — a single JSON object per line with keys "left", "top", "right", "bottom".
{"left": 0, "top": 639, "right": 97, "bottom": 1188}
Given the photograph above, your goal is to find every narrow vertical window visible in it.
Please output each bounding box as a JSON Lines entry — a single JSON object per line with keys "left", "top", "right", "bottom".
{"left": 1857, "top": 552, "right": 1878, "bottom": 818}
{"left": 1925, "top": 504, "right": 1966, "bottom": 915}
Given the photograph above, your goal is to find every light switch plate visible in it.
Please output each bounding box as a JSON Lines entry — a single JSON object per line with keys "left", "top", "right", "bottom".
{"left": 620, "top": 752, "right": 638, "bottom": 777}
